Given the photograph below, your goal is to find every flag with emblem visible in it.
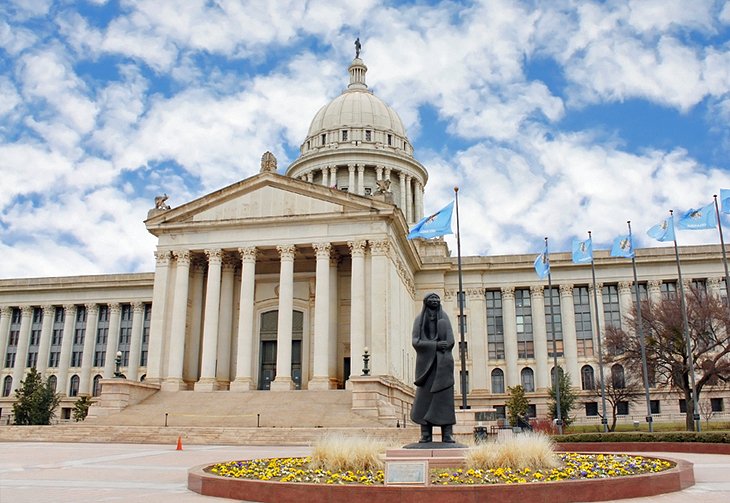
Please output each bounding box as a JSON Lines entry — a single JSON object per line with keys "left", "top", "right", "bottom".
{"left": 610, "top": 234, "right": 634, "bottom": 258}
{"left": 720, "top": 189, "right": 730, "bottom": 214}
{"left": 647, "top": 216, "right": 675, "bottom": 242}
{"left": 678, "top": 202, "right": 717, "bottom": 230}
{"left": 571, "top": 238, "right": 593, "bottom": 264}
{"left": 534, "top": 245, "right": 550, "bottom": 279}
{"left": 407, "top": 201, "right": 454, "bottom": 240}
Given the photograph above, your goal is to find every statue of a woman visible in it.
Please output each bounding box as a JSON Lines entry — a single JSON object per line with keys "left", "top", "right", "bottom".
{"left": 410, "top": 293, "right": 456, "bottom": 443}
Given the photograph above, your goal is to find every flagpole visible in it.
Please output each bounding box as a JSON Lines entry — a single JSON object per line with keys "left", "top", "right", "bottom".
{"left": 546, "top": 237, "right": 563, "bottom": 435}
{"left": 627, "top": 221, "right": 654, "bottom": 433}
{"left": 454, "top": 187, "right": 468, "bottom": 410}
{"left": 670, "top": 209, "right": 701, "bottom": 432}
{"left": 712, "top": 195, "right": 730, "bottom": 304}
{"left": 588, "top": 230, "right": 608, "bottom": 433}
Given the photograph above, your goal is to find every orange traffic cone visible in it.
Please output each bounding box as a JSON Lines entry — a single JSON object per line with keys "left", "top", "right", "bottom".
{"left": 176, "top": 435, "right": 183, "bottom": 451}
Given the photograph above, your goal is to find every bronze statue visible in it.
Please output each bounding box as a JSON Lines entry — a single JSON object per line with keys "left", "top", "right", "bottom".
{"left": 410, "top": 293, "right": 456, "bottom": 443}
{"left": 355, "top": 37, "right": 361, "bottom": 59}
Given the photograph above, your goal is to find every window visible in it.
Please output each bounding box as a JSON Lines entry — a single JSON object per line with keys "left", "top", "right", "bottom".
{"left": 48, "top": 374, "right": 57, "bottom": 393}
{"left": 28, "top": 307, "right": 42, "bottom": 369}
{"left": 321, "top": 133, "right": 326, "bottom": 145}
{"left": 661, "top": 281, "right": 677, "bottom": 299}
{"left": 602, "top": 285, "right": 621, "bottom": 329}
{"left": 527, "top": 404, "right": 536, "bottom": 417}
{"left": 71, "top": 306, "right": 85, "bottom": 367}
{"left": 4, "top": 307, "right": 20, "bottom": 369}
{"left": 387, "top": 134, "right": 392, "bottom": 146}
{"left": 581, "top": 365, "right": 595, "bottom": 390}
{"left": 49, "top": 306, "right": 64, "bottom": 368}
{"left": 341, "top": 130, "right": 348, "bottom": 141}
{"left": 140, "top": 304, "right": 151, "bottom": 366}
{"left": 457, "top": 315, "right": 468, "bottom": 333}
{"left": 2, "top": 376, "right": 11, "bottom": 397}
{"left": 94, "top": 305, "right": 110, "bottom": 367}
{"left": 611, "top": 364, "right": 625, "bottom": 389}
{"left": 711, "top": 397, "right": 724, "bottom": 412}
{"left": 550, "top": 366, "right": 564, "bottom": 384}
{"left": 616, "top": 401, "right": 630, "bottom": 415}
{"left": 515, "top": 289, "right": 534, "bottom": 358}
{"left": 491, "top": 368, "right": 505, "bottom": 393}
{"left": 521, "top": 367, "right": 535, "bottom": 392}
{"left": 486, "top": 290, "right": 504, "bottom": 359}
{"left": 92, "top": 374, "right": 103, "bottom": 397}
{"left": 585, "top": 402, "right": 598, "bottom": 416}
{"left": 637, "top": 283, "right": 648, "bottom": 301}
{"left": 545, "top": 288, "right": 563, "bottom": 357}
{"left": 494, "top": 405, "right": 506, "bottom": 419}
{"left": 118, "top": 304, "right": 133, "bottom": 366}
{"left": 679, "top": 399, "right": 686, "bottom": 413}
{"left": 650, "top": 400, "right": 660, "bottom": 414}
{"left": 69, "top": 375, "right": 80, "bottom": 397}
{"left": 691, "top": 279, "right": 707, "bottom": 295}
{"left": 365, "top": 130, "right": 371, "bottom": 141}
{"left": 574, "top": 287, "right": 594, "bottom": 357}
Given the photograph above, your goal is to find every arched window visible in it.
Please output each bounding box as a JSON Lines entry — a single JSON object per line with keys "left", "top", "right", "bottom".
{"left": 140, "top": 374, "right": 146, "bottom": 382}
{"left": 581, "top": 365, "right": 595, "bottom": 390}
{"left": 520, "top": 367, "right": 535, "bottom": 392}
{"left": 611, "top": 364, "right": 625, "bottom": 389}
{"left": 491, "top": 368, "right": 505, "bottom": 393}
{"left": 550, "top": 366, "right": 564, "bottom": 385}
{"left": 2, "top": 376, "right": 12, "bottom": 397}
{"left": 92, "top": 374, "right": 103, "bottom": 397}
{"left": 69, "top": 375, "right": 80, "bottom": 397}
{"left": 48, "top": 375, "right": 57, "bottom": 393}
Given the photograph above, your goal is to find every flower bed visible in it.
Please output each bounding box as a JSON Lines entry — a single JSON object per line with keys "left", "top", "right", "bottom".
{"left": 208, "top": 453, "right": 672, "bottom": 486}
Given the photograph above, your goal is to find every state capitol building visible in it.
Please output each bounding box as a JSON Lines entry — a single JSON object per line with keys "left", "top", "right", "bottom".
{"left": 0, "top": 54, "right": 727, "bottom": 426}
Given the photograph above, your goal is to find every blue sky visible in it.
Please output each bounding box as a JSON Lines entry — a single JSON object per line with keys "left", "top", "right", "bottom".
{"left": 2, "top": 0, "right": 730, "bottom": 278}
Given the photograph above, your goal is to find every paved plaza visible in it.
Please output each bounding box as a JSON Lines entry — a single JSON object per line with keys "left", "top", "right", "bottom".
{"left": 0, "top": 442, "right": 729, "bottom": 502}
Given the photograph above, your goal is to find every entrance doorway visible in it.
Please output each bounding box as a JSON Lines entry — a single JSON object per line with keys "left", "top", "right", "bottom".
{"left": 257, "top": 310, "right": 304, "bottom": 390}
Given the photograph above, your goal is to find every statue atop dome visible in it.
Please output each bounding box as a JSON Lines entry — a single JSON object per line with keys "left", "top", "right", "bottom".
{"left": 355, "top": 37, "right": 361, "bottom": 59}
{"left": 260, "top": 151, "right": 277, "bottom": 173}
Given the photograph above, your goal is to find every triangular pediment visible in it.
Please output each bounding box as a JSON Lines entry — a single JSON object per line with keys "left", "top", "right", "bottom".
{"left": 145, "top": 172, "right": 395, "bottom": 231}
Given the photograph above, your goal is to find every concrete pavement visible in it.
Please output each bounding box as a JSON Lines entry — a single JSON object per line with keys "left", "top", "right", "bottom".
{"left": 0, "top": 442, "right": 728, "bottom": 503}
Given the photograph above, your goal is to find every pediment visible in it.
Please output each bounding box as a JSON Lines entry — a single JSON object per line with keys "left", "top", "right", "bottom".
{"left": 145, "top": 172, "right": 394, "bottom": 230}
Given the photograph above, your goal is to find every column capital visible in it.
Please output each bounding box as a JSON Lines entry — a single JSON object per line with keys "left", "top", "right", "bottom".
{"left": 41, "top": 304, "right": 54, "bottom": 314}
{"left": 384, "top": 166, "right": 392, "bottom": 179}
{"left": 370, "top": 239, "right": 390, "bottom": 256}
{"left": 529, "top": 285, "right": 543, "bottom": 297}
{"left": 406, "top": 174, "right": 412, "bottom": 182}
{"left": 375, "top": 166, "right": 383, "bottom": 179}
{"left": 399, "top": 171, "right": 406, "bottom": 180}
{"left": 618, "top": 281, "right": 633, "bottom": 294}
{"left": 205, "top": 249, "right": 223, "bottom": 264}
{"left": 222, "top": 254, "right": 238, "bottom": 272}
{"left": 63, "top": 304, "right": 77, "bottom": 315}
{"left": 173, "top": 250, "right": 191, "bottom": 265}
{"left": 589, "top": 282, "right": 604, "bottom": 293}
{"left": 466, "top": 288, "right": 483, "bottom": 299}
{"left": 348, "top": 163, "right": 356, "bottom": 173}
{"left": 357, "top": 164, "right": 365, "bottom": 173}
{"left": 347, "top": 240, "right": 368, "bottom": 257}
{"left": 109, "top": 302, "right": 121, "bottom": 314}
{"left": 154, "top": 250, "right": 171, "bottom": 265}
{"left": 85, "top": 303, "right": 99, "bottom": 315}
{"left": 0, "top": 306, "right": 11, "bottom": 317}
{"left": 20, "top": 305, "right": 33, "bottom": 317}
{"left": 559, "top": 283, "right": 574, "bottom": 296}
{"left": 501, "top": 286, "right": 515, "bottom": 299}
{"left": 131, "top": 301, "right": 145, "bottom": 313}
{"left": 313, "top": 242, "right": 332, "bottom": 258}
{"left": 648, "top": 279, "right": 662, "bottom": 291}
{"left": 709, "top": 277, "right": 723, "bottom": 288}
{"left": 277, "top": 244, "right": 297, "bottom": 260}
{"left": 238, "top": 246, "right": 257, "bottom": 263}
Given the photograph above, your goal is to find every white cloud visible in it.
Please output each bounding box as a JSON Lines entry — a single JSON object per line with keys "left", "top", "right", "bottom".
{"left": 0, "top": 76, "right": 21, "bottom": 116}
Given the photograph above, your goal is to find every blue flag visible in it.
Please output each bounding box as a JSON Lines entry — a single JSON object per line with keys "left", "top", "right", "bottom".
{"left": 647, "top": 216, "right": 675, "bottom": 242}
{"left": 678, "top": 202, "right": 717, "bottom": 230}
{"left": 571, "top": 238, "right": 593, "bottom": 264}
{"left": 610, "top": 234, "right": 634, "bottom": 258}
{"left": 534, "top": 246, "right": 550, "bottom": 279}
{"left": 721, "top": 189, "right": 730, "bottom": 214}
{"left": 407, "top": 201, "right": 454, "bottom": 240}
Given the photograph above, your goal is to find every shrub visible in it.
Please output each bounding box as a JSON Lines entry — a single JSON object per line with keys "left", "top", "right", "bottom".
{"left": 466, "top": 432, "right": 560, "bottom": 470}
{"left": 310, "top": 434, "right": 392, "bottom": 472}
{"left": 553, "top": 431, "right": 730, "bottom": 443}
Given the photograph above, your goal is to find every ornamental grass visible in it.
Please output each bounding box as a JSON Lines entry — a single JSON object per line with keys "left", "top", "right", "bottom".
{"left": 309, "top": 433, "right": 393, "bottom": 472}
{"left": 465, "top": 432, "right": 560, "bottom": 470}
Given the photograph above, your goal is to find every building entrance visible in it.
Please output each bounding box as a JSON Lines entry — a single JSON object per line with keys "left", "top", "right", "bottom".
{"left": 257, "top": 310, "right": 304, "bottom": 390}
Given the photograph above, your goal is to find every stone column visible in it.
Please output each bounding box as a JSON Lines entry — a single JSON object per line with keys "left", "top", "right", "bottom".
{"left": 103, "top": 303, "right": 121, "bottom": 379}
{"left": 468, "top": 288, "right": 488, "bottom": 390}
{"left": 79, "top": 304, "right": 99, "bottom": 396}
{"left": 618, "top": 281, "right": 633, "bottom": 331}
{"left": 590, "top": 282, "right": 606, "bottom": 340}
{"left": 146, "top": 250, "right": 172, "bottom": 384}
{"left": 271, "top": 245, "right": 296, "bottom": 390}
{"left": 127, "top": 302, "right": 144, "bottom": 381}
{"left": 376, "top": 166, "right": 383, "bottom": 181}
{"left": 369, "top": 239, "right": 389, "bottom": 376}
{"left": 36, "top": 305, "right": 54, "bottom": 375}
{"left": 648, "top": 279, "right": 662, "bottom": 303}
{"left": 0, "top": 307, "right": 11, "bottom": 374}
{"left": 310, "top": 242, "right": 333, "bottom": 389}
{"left": 195, "top": 249, "right": 222, "bottom": 391}
{"left": 384, "top": 167, "right": 392, "bottom": 181}
{"left": 560, "top": 284, "right": 579, "bottom": 380}
{"left": 164, "top": 250, "right": 191, "bottom": 389}
{"left": 330, "top": 166, "right": 338, "bottom": 188}
{"left": 357, "top": 164, "right": 365, "bottom": 195}
{"left": 184, "top": 260, "right": 205, "bottom": 383}
{"left": 10, "top": 306, "right": 32, "bottom": 393}
{"left": 328, "top": 254, "right": 339, "bottom": 383}
{"left": 348, "top": 240, "right": 367, "bottom": 388}
{"left": 708, "top": 277, "right": 723, "bottom": 298}
{"left": 216, "top": 256, "right": 236, "bottom": 385}
{"left": 56, "top": 305, "right": 76, "bottom": 395}
{"left": 501, "top": 287, "right": 518, "bottom": 388}
{"left": 405, "top": 175, "right": 413, "bottom": 223}
{"left": 348, "top": 164, "right": 355, "bottom": 192}
{"left": 306, "top": 172, "right": 314, "bottom": 183}
{"left": 231, "top": 247, "right": 257, "bottom": 391}
{"left": 399, "top": 172, "right": 407, "bottom": 214}
{"left": 530, "top": 286, "right": 549, "bottom": 389}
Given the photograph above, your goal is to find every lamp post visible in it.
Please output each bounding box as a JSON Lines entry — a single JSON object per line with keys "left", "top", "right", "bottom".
{"left": 362, "top": 347, "right": 370, "bottom": 376}
{"left": 114, "top": 350, "right": 123, "bottom": 378}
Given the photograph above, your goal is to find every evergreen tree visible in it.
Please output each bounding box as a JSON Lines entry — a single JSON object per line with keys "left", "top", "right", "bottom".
{"left": 12, "top": 368, "right": 60, "bottom": 425}
{"left": 73, "top": 396, "right": 95, "bottom": 422}
{"left": 547, "top": 368, "right": 577, "bottom": 428}
{"left": 506, "top": 385, "right": 530, "bottom": 427}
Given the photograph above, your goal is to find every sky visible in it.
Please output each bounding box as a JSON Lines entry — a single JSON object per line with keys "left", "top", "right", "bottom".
{"left": 2, "top": 0, "right": 730, "bottom": 279}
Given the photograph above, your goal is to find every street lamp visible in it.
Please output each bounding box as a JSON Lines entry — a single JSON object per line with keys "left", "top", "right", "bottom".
{"left": 114, "top": 350, "right": 124, "bottom": 378}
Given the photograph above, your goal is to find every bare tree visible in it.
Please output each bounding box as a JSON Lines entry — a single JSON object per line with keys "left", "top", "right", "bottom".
{"left": 605, "top": 286, "right": 730, "bottom": 431}
{"left": 589, "top": 373, "right": 642, "bottom": 432}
